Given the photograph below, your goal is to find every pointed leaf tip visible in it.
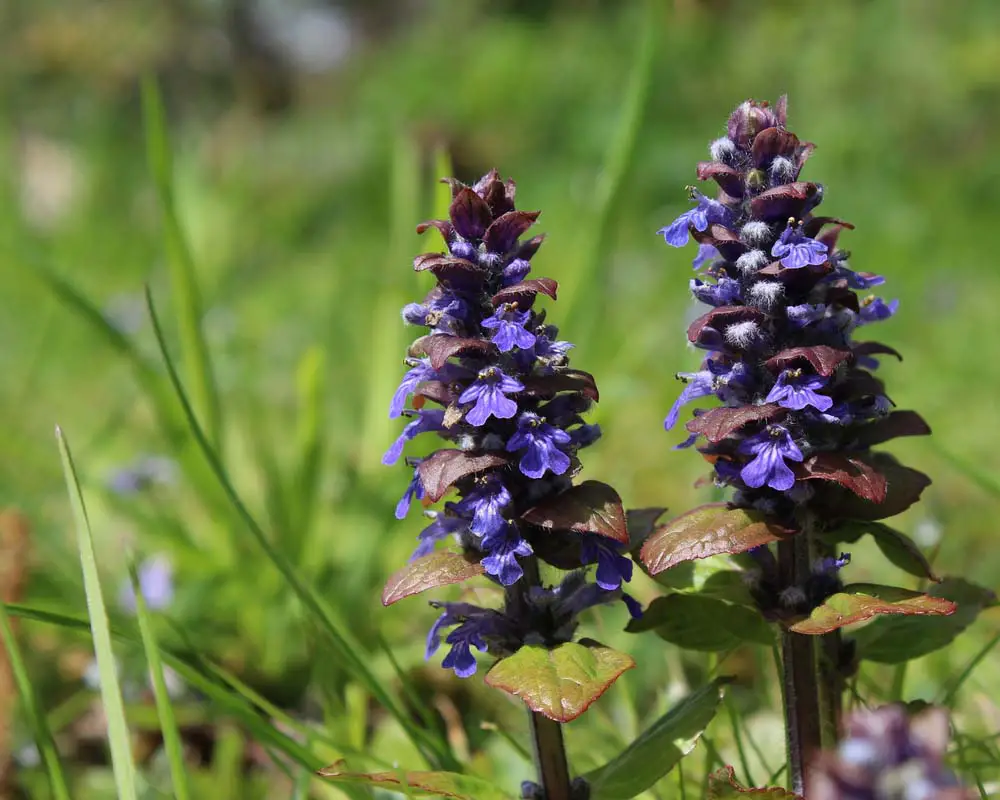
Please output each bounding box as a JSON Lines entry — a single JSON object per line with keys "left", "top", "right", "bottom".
{"left": 789, "top": 588, "right": 956, "bottom": 635}
{"left": 382, "top": 551, "right": 485, "bottom": 606}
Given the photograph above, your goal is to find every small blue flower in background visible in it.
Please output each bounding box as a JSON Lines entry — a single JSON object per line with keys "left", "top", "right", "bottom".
{"left": 107, "top": 455, "right": 177, "bottom": 496}
{"left": 119, "top": 555, "right": 174, "bottom": 614}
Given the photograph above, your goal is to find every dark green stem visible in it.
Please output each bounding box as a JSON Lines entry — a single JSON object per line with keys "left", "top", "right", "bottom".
{"left": 505, "top": 558, "right": 573, "bottom": 800}
{"left": 778, "top": 534, "right": 823, "bottom": 795}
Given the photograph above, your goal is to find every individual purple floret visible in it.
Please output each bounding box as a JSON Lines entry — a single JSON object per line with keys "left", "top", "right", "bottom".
{"left": 385, "top": 170, "right": 634, "bottom": 679}
{"left": 739, "top": 425, "right": 804, "bottom": 491}
{"left": 659, "top": 190, "right": 733, "bottom": 247}
{"left": 766, "top": 369, "right": 833, "bottom": 411}
{"left": 771, "top": 219, "right": 829, "bottom": 268}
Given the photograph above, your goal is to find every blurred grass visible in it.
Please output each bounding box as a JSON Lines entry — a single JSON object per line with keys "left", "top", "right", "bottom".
{"left": 2, "top": 0, "right": 1000, "bottom": 795}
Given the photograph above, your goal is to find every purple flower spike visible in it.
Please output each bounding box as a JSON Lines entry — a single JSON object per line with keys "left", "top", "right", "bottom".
{"left": 739, "top": 425, "right": 804, "bottom": 491}
{"left": 766, "top": 369, "right": 833, "bottom": 412}
{"left": 580, "top": 537, "right": 633, "bottom": 591}
{"left": 395, "top": 463, "right": 426, "bottom": 519}
{"left": 382, "top": 409, "right": 445, "bottom": 466}
{"left": 481, "top": 304, "right": 537, "bottom": 352}
{"left": 480, "top": 524, "right": 533, "bottom": 586}
{"left": 506, "top": 413, "right": 572, "bottom": 478}
{"left": 771, "top": 220, "right": 829, "bottom": 269}
{"left": 119, "top": 556, "right": 174, "bottom": 614}
{"left": 459, "top": 367, "right": 524, "bottom": 426}
{"left": 658, "top": 191, "right": 732, "bottom": 248}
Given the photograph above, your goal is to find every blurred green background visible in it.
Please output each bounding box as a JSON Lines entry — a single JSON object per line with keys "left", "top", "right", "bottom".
{"left": 2, "top": 0, "right": 1000, "bottom": 797}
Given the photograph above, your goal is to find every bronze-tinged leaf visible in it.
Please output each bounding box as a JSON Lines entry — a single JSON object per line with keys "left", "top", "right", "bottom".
{"left": 801, "top": 216, "right": 855, "bottom": 239}
{"left": 415, "top": 218, "right": 454, "bottom": 244}
{"left": 408, "top": 334, "right": 494, "bottom": 370}
{"left": 687, "top": 306, "right": 768, "bottom": 346}
{"left": 626, "top": 507, "right": 669, "bottom": 551}
{"left": 708, "top": 766, "right": 803, "bottom": 799}
{"left": 413, "top": 380, "right": 454, "bottom": 408}
{"left": 317, "top": 761, "right": 513, "bottom": 800}
{"left": 692, "top": 224, "right": 747, "bottom": 261}
{"left": 751, "top": 127, "right": 801, "bottom": 167}
{"left": 685, "top": 404, "right": 785, "bottom": 443}
{"left": 789, "top": 587, "right": 956, "bottom": 635}
{"left": 851, "top": 411, "right": 930, "bottom": 447}
{"left": 813, "top": 453, "right": 931, "bottom": 521}
{"left": 823, "top": 285, "right": 861, "bottom": 312}
{"left": 417, "top": 450, "right": 510, "bottom": 502}
{"left": 521, "top": 370, "right": 599, "bottom": 402}
{"left": 515, "top": 233, "right": 546, "bottom": 261}
{"left": 381, "top": 551, "right": 484, "bottom": 606}
{"left": 412, "top": 254, "right": 487, "bottom": 285}
{"left": 640, "top": 504, "right": 794, "bottom": 576}
{"left": 483, "top": 210, "right": 540, "bottom": 253}
{"left": 835, "top": 370, "right": 887, "bottom": 402}
{"left": 697, "top": 162, "right": 745, "bottom": 197}
{"left": 853, "top": 341, "right": 903, "bottom": 362}
{"left": 484, "top": 640, "right": 634, "bottom": 723}
{"left": 750, "top": 182, "right": 819, "bottom": 220}
{"left": 449, "top": 187, "right": 493, "bottom": 240}
{"left": 793, "top": 452, "right": 887, "bottom": 504}
{"left": 491, "top": 278, "right": 559, "bottom": 309}
{"left": 478, "top": 173, "right": 515, "bottom": 217}
{"left": 522, "top": 481, "right": 627, "bottom": 543}
{"left": 765, "top": 345, "right": 853, "bottom": 376}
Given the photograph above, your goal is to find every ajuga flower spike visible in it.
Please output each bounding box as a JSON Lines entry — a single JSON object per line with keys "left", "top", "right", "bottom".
{"left": 382, "top": 170, "right": 637, "bottom": 798}
{"left": 635, "top": 97, "right": 959, "bottom": 793}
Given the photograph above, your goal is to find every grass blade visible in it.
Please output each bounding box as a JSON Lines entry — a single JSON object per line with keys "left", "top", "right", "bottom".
{"left": 55, "top": 426, "right": 137, "bottom": 800}
{"left": 142, "top": 286, "right": 456, "bottom": 769}
{"left": 561, "top": 0, "right": 657, "bottom": 348}
{"left": 937, "top": 631, "right": 1000, "bottom": 708}
{"left": 128, "top": 554, "right": 191, "bottom": 800}
{"left": 291, "top": 345, "right": 326, "bottom": 560}
{"left": 0, "top": 601, "right": 71, "bottom": 800}
{"left": 141, "top": 75, "right": 222, "bottom": 449}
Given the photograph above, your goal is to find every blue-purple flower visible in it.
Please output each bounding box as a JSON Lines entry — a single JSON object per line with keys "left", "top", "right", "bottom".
{"left": 766, "top": 370, "right": 833, "bottom": 412}
{"left": 459, "top": 367, "right": 524, "bottom": 426}
{"left": 771, "top": 220, "right": 829, "bottom": 269}
{"left": 580, "top": 538, "right": 633, "bottom": 591}
{"left": 659, "top": 190, "right": 733, "bottom": 247}
{"left": 383, "top": 410, "right": 445, "bottom": 466}
{"left": 739, "top": 425, "right": 803, "bottom": 491}
{"left": 480, "top": 523, "right": 534, "bottom": 586}
{"left": 481, "top": 304, "right": 536, "bottom": 352}
{"left": 506, "top": 412, "right": 572, "bottom": 478}
{"left": 394, "top": 462, "right": 426, "bottom": 519}
{"left": 119, "top": 556, "right": 174, "bottom": 614}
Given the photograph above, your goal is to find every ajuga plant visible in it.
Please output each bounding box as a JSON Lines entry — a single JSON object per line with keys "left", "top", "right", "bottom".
{"left": 631, "top": 96, "right": 993, "bottom": 795}
{"left": 382, "top": 170, "right": 638, "bottom": 800}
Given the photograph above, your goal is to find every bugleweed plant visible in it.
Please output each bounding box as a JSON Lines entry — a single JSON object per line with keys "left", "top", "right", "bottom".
{"left": 382, "top": 171, "right": 639, "bottom": 799}
{"left": 632, "top": 96, "right": 993, "bottom": 796}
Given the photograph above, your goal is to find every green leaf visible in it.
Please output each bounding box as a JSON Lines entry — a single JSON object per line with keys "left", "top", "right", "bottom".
{"left": 318, "top": 762, "right": 513, "bottom": 799}
{"left": 141, "top": 76, "right": 221, "bottom": 448}
{"left": 484, "top": 640, "right": 634, "bottom": 723}
{"left": 56, "top": 426, "right": 137, "bottom": 800}
{"left": 789, "top": 585, "right": 956, "bottom": 635}
{"left": 626, "top": 594, "right": 774, "bottom": 651}
{"left": 707, "top": 766, "right": 802, "bottom": 798}
{"left": 585, "top": 677, "right": 731, "bottom": 799}
{"left": 822, "top": 520, "right": 939, "bottom": 581}
{"left": 640, "top": 505, "right": 792, "bottom": 576}
{"left": 522, "top": 480, "right": 628, "bottom": 543}
{"left": 291, "top": 345, "right": 326, "bottom": 557}
{"left": 0, "top": 598, "right": 71, "bottom": 800}
{"left": 647, "top": 554, "right": 754, "bottom": 605}
{"left": 381, "top": 551, "right": 485, "bottom": 606}
{"left": 853, "top": 578, "right": 997, "bottom": 663}
{"left": 128, "top": 554, "right": 191, "bottom": 800}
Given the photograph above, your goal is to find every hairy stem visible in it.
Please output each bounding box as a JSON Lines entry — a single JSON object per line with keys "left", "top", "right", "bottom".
{"left": 778, "top": 533, "right": 823, "bottom": 795}
{"left": 506, "top": 558, "right": 573, "bottom": 800}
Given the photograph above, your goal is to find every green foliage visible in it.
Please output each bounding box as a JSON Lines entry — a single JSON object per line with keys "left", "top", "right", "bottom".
{"left": 584, "top": 677, "right": 731, "bottom": 799}
{"left": 626, "top": 593, "right": 774, "bottom": 651}
{"left": 318, "top": 761, "right": 515, "bottom": 799}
